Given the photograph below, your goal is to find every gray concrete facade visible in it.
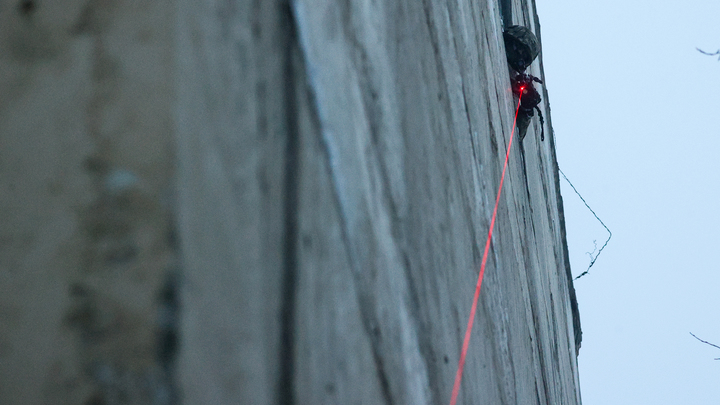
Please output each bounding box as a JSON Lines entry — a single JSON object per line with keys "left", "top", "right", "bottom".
{"left": 1, "top": 0, "right": 581, "bottom": 404}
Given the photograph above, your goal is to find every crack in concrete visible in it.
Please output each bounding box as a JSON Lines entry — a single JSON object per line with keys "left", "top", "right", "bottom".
{"left": 278, "top": 3, "right": 300, "bottom": 404}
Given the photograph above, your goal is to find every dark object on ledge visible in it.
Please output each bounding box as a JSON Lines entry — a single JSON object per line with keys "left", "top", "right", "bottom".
{"left": 504, "top": 25, "right": 544, "bottom": 142}
{"left": 503, "top": 25, "right": 540, "bottom": 72}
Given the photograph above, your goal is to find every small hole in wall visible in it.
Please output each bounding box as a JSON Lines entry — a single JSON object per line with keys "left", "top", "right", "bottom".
{"left": 18, "top": 0, "right": 36, "bottom": 16}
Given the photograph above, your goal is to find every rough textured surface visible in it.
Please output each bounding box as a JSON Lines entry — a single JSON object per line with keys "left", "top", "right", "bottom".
{"left": 175, "top": 0, "right": 581, "bottom": 404}
{"left": 1, "top": 0, "right": 580, "bottom": 404}
{"left": 0, "top": 1, "right": 177, "bottom": 404}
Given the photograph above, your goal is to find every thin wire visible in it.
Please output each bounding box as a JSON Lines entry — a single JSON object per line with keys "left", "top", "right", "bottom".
{"left": 449, "top": 92, "right": 523, "bottom": 405}
{"left": 690, "top": 332, "right": 720, "bottom": 360}
{"left": 558, "top": 168, "right": 612, "bottom": 280}
{"left": 696, "top": 47, "right": 720, "bottom": 60}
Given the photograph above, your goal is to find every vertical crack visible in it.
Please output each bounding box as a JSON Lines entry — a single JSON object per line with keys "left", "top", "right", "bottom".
{"left": 156, "top": 266, "right": 180, "bottom": 405}
{"left": 293, "top": 3, "right": 396, "bottom": 403}
{"left": 279, "top": 3, "right": 300, "bottom": 405}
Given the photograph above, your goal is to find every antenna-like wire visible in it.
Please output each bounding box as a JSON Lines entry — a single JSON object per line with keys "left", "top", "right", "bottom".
{"left": 558, "top": 168, "right": 612, "bottom": 280}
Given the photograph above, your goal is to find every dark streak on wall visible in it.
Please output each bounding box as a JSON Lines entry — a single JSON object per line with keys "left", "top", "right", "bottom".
{"left": 279, "top": 3, "right": 300, "bottom": 404}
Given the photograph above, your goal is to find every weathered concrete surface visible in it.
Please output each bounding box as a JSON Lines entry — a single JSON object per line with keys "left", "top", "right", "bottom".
{"left": 1, "top": 0, "right": 580, "bottom": 404}
{"left": 175, "top": 0, "right": 581, "bottom": 404}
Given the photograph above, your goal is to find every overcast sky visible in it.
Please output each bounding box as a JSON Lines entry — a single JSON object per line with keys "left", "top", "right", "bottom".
{"left": 535, "top": 0, "right": 720, "bottom": 403}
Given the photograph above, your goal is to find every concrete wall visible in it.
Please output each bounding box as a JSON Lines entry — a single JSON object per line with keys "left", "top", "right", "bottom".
{"left": 0, "top": 0, "right": 177, "bottom": 404}
{"left": 0, "top": 0, "right": 581, "bottom": 404}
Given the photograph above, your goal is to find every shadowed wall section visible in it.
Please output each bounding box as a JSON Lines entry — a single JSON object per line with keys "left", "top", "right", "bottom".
{"left": 0, "top": 0, "right": 177, "bottom": 403}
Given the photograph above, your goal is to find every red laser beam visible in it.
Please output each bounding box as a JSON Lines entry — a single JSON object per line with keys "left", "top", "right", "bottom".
{"left": 448, "top": 92, "right": 523, "bottom": 405}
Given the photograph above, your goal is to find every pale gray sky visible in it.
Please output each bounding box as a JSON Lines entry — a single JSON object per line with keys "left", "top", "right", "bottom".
{"left": 536, "top": 0, "right": 720, "bottom": 403}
